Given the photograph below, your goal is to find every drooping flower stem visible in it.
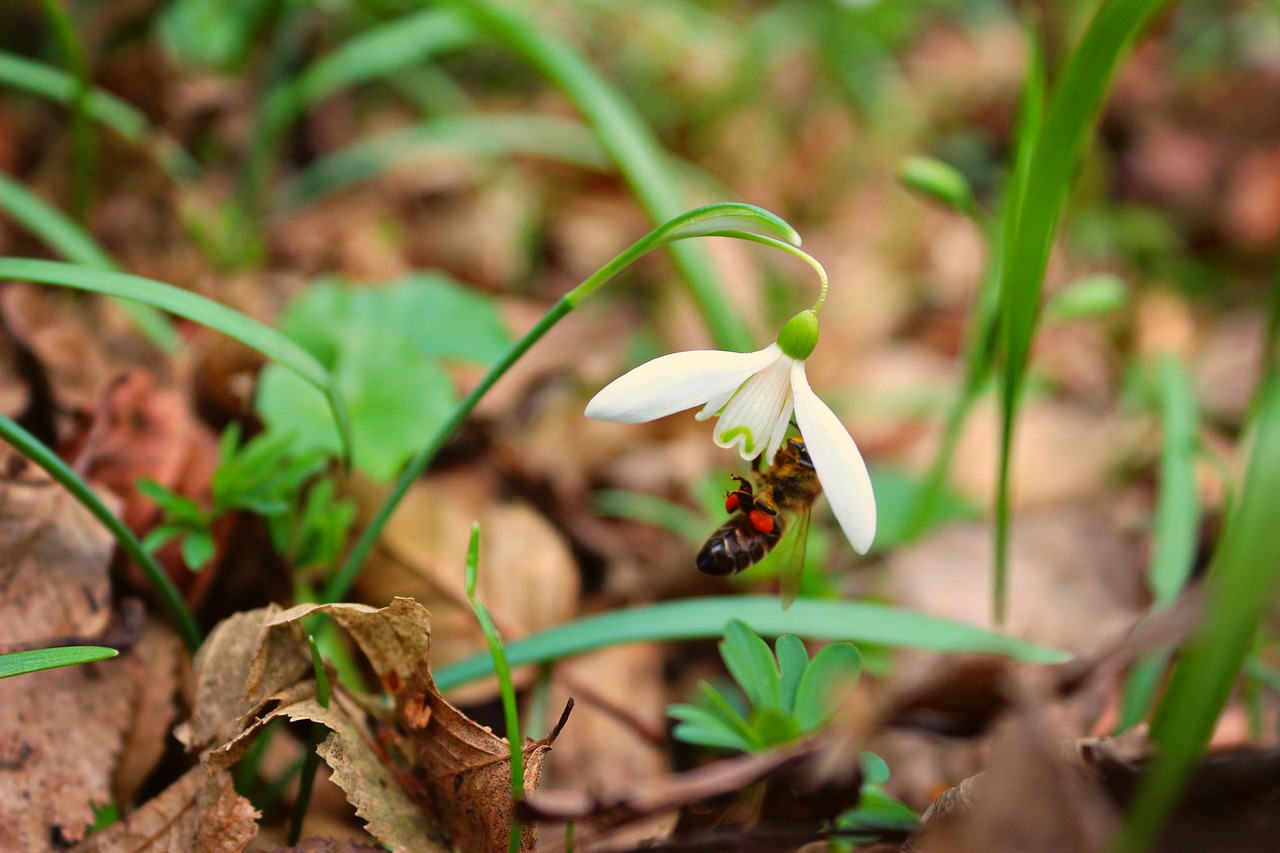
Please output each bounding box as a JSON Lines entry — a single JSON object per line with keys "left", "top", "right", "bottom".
{"left": 322, "top": 203, "right": 817, "bottom": 604}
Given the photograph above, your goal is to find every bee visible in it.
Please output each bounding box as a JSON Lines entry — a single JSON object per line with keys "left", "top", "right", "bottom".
{"left": 696, "top": 438, "right": 821, "bottom": 608}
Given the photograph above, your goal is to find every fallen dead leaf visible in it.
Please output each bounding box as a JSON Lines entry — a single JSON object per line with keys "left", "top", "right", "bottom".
{"left": 887, "top": 505, "right": 1148, "bottom": 655}
{"left": 192, "top": 599, "right": 567, "bottom": 853}
{"left": 262, "top": 839, "right": 386, "bottom": 853}
{"left": 71, "top": 765, "right": 258, "bottom": 853}
{"left": 0, "top": 446, "right": 115, "bottom": 645}
{"left": 66, "top": 372, "right": 222, "bottom": 605}
{"left": 352, "top": 471, "right": 580, "bottom": 699}
{"left": 0, "top": 618, "right": 185, "bottom": 850}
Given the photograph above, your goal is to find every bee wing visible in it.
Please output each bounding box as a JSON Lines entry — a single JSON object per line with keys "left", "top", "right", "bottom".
{"left": 776, "top": 504, "right": 813, "bottom": 610}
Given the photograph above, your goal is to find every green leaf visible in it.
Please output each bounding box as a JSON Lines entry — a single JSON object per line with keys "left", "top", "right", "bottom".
{"left": 750, "top": 706, "right": 801, "bottom": 748}
{"left": 775, "top": 634, "right": 810, "bottom": 716}
{"left": 259, "top": 274, "right": 509, "bottom": 481}
{"left": 860, "top": 751, "right": 891, "bottom": 786}
{"left": 137, "top": 480, "right": 206, "bottom": 523}
{"left": 1044, "top": 273, "right": 1128, "bottom": 322}
{"left": 291, "top": 10, "right": 475, "bottom": 110}
{"left": 794, "top": 643, "right": 862, "bottom": 733}
{"left": 697, "top": 681, "right": 761, "bottom": 751}
{"left": 157, "top": 0, "right": 278, "bottom": 71}
{"left": 897, "top": 156, "right": 974, "bottom": 212}
{"left": 837, "top": 786, "right": 918, "bottom": 831}
{"left": 257, "top": 348, "right": 455, "bottom": 483}
{"left": 719, "top": 619, "right": 783, "bottom": 712}
{"left": 870, "top": 467, "right": 977, "bottom": 552}
{"left": 180, "top": 528, "right": 217, "bottom": 571}
{"left": 0, "top": 174, "right": 177, "bottom": 350}
{"left": 141, "top": 523, "right": 186, "bottom": 553}
{"left": 0, "top": 645, "right": 117, "bottom": 679}
{"left": 434, "top": 596, "right": 1070, "bottom": 692}
{"left": 671, "top": 721, "right": 755, "bottom": 752}
{"left": 668, "top": 703, "right": 755, "bottom": 753}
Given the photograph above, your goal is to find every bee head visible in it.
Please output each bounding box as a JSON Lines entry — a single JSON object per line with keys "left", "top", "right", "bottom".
{"left": 786, "top": 437, "right": 814, "bottom": 469}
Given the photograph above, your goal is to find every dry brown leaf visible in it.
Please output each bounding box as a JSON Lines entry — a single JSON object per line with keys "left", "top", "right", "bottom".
{"left": 543, "top": 645, "right": 673, "bottom": 847}
{"left": 0, "top": 446, "right": 115, "bottom": 645}
{"left": 66, "top": 372, "right": 222, "bottom": 604}
{"left": 887, "top": 506, "right": 1148, "bottom": 655}
{"left": 0, "top": 619, "right": 183, "bottom": 849}
{"left": 912, "top": 678, "right": 1120, "bottom": 853}
{"left": 352, "top": 472, "right": 579, "bottom": 699}
{"left": 111, "top": 622, "right": 185, "bottom": 808}
{"left": 193, "top": 599, "right": 565, "bottom": 853}
{"left": 262, "top": 840, "right": 386, "bottom": 853}
{"left": 71, "top": 765, "right": 258, "bottom": 853}
{"left": 176, "top": 605, "right": 311, "bottom": 753}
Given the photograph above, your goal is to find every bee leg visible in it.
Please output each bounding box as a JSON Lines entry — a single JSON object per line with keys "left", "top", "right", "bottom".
{"left": 724, "top": 475, "right": 755, "bottom": 514}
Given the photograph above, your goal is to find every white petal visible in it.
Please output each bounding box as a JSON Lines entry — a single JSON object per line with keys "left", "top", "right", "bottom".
{"left": 792, "top": 364, "right": 876, "bottom": 554}
{"left": 694, "top": 382, "right": 740, "bottom": 422}
{"left": 763, "top": 393, "right": 794, "bottom": 464}
{"left": 713, "top": 350, "right": 794, "bottom": 460}
{"left": 585, "top": 346, "right": 777, "bottom": 424}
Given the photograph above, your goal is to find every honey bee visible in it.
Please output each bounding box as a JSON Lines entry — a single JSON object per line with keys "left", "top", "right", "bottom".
{"left": 696, "top": 438, "right": 821, "bottom": 608}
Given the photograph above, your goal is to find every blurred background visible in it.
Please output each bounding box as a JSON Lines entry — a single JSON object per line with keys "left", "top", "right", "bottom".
{"left": 2, "top": 0, "right": 1280, "bottom": 844}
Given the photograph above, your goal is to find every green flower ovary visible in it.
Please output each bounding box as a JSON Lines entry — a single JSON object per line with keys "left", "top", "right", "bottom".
{"left": 776, "top": 310, "right": 819, "bottom": 360}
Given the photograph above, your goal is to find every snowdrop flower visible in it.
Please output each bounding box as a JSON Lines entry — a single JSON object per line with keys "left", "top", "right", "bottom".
{"left": 585, "top": 308, "right": 876, "bottom": 554}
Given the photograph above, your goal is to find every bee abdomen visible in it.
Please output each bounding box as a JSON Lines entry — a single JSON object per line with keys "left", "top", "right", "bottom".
{"left": 696, "top": 516, "right": 783, "bottom": 577}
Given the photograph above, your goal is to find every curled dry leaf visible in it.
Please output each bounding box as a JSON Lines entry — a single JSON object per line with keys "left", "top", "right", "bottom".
{"left": 191, "top": 598, "right": 566, "bottom": 853}
{"left": 70, "top": 765, "right": 258, "bottom": 853}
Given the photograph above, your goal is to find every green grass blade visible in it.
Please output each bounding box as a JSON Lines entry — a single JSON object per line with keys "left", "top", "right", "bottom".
{"left": 34, "top": 0, "right": 94, "bottom": 222}
{"left": 0, "top": 258, "right": 351, "bottom": 463}
{"left": 463, "top": 523, "right": 525, "bottom": 853}
{"left": 0, "top": 174, "right": 179, "bottom": 351}
{"left": 1149, "top": 355, "right": 1200, "bottom": 606}
{"left": 290, "top": 8, "right": 475, "bottom": 110}
{"left": 0, "top": 645, "right": 118, "bottom": 679}
{"left": 287, "top": 635, "right": 330, "bottom": 846}
{"left": 0, "top": 414, "right": 200, "bottom": 651}
{"left": 995, "top": 0, "right": 1170, "bottom": 623}
{"left": 0, "top": 52, "right": 200, "bottom": 181}
{"left": 279, "top": 114, "right": 610, "bottom": 210}
{"left": 434, "top": 596, "right": 1069, "bottom": 691}
{"left": 1114, "top": 355, "right": 1200, "bottom": 731}
{"left": 1115, "top": 371, "right": 1280, "bottom": 851}
{"left": 448, "top": 0, "right": 753, "bottom": 351}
